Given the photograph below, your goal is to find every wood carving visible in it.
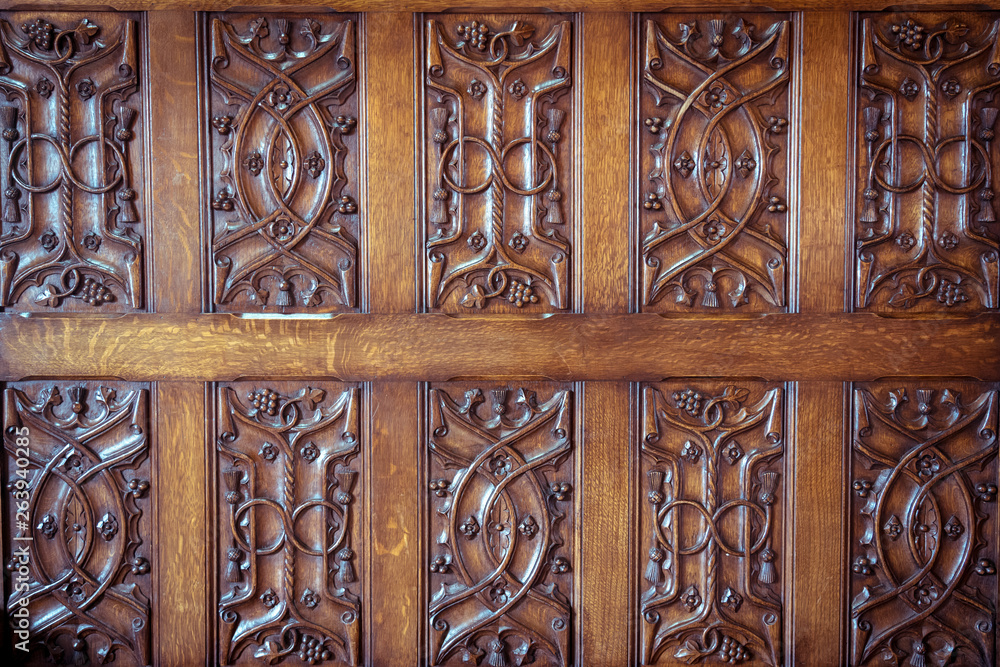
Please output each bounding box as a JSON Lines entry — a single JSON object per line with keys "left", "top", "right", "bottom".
{"left": 3, "top": 381, "right": 151, "bottom": 664}
{"left": 215, "top": 382, "right": 361, "bottom": 665}
{"left": 0, "top": 13, "right": 145, "bottom": 312}
{"left": 640, "top": 15, "right": 792, "bottom": 312}
{"left": 204, "top": 14, "right": 359, "bottom": 313}
{"left": 640, "top": 381, "right": 784, "bottom": 665}
{"left": 423, "top": 15, "right": 574, "bottom": 312}
{"left": 849, "top": 382, "right": 998, "bottom": 666}
{"left": 427, "top": 383, "right": 574, "bottom": 666}
{"left": 855, "top": 13, "right": 1000, "bottom": 312}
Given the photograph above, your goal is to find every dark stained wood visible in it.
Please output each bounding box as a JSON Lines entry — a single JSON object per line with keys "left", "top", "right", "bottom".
{"left": 852, "top": 11, "right": 1000, "bottom": 314}
{"left": 848, "top": 381, "right": 998, "bottom": 665}
{"left": 0, "top": 312, "right": 997, "bottom": 382}
{"left": 3, "top": 381, "right": 152, "bottom": 664}
{"left": 0, "top": 12, "right": 146, "bottom": 312}
{"left": 425, "top": 381, "right": 576, "bottom": 665}
{"left": 638, "top": 12, "right": 793, "bottom": 314}
{"left": 421, "top": 13, "right": 576, "bottom": 313}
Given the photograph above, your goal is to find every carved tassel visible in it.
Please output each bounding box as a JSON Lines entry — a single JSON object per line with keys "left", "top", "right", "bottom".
{"left": 430, "top": 187, "right": 449, "bottom": 226}
{"left": 1, "top": 105, "right": 19, "bottom": 223}
{"left": 225, "top": 544, "right": 243, "bottom": 583}
{"left": 980, "top": 107, "right": 998, "bottom": 142}
{"left": 337, "top": 547, "right": 356, "bottom": 585}
{"left": 758, "top": 471, "right": 779, "bottom": 506}
{"left": 429, "top": 107, "right": 450, "bottom": 146}
{"left": 338, "top": 469, "right": 358, "bottom": 494}
{"left": 546, "top": 108, "right": 565, "bottom": 144}
{"left": 979, "top": 188, "right": 995, "bottom": 222}
{"left": 486, "top": 640, "right": 508, "bottom": 667}
{"left": 274, "top": 19, "right": 290, "bottom": 45}
{"left": 275, "top": 279, "right": 293, "bottom": 307}
{"left": 758, "top": 547, "right": 777, "bottom": 584}
{"left": 115, "top": 106, "right": 139, "bottom": 223}
{"left": 909, "top": 641, "right": 926, "bottom": 667}
{"left": 71, "top": 638, "right": 88, "bottom": 666}
{"left": 862, "top": 106, "right": 881, "bottom": 145}
{"left": 116, "top": 105, "right": 137, "bottom": 142}
{"left": 861, "top": 186, "right": 880, "bottom": 223}
{"left": 701, "top": 282, "right": 719, "bottom": 308}
{"left": 223, "top": 469, "right": 242, "bottom": 505}
{"left": 544, "top": 189, "right": 564, "bottom": 226}
{"left": 645, "top": 546, "right": 664, "bottom": 586}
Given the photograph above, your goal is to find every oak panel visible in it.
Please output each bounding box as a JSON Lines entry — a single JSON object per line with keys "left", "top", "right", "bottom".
{"left": 853, "top": 12, "right": 1000, "bottom": 314}
{"left": 0, "top": 12, "right": 147, "bottom": 312}
{"left": 848, "top": 381, "right": 998, "bottom": 666}
{"left": 425, "top": 382, "right": 576, "bottom": 666}
{"left": 1, "top": 313, "right": 997, "bottom": 382}
{"left": 638, "top": 13, "right": 793, "bottom": 314}
{"left": 421, "top": 13, "right": 576, "bottom": 313}
{"left": 3, "top": 381, "right": 152, "bottom": 664}
{"left": 639, "top": 380, "right": 785, "bottom": 666}
{"left": 211, "top": 380, "right": 363, "bottom": 665}
{"left": 201, "top": 12, "right": 361, "bottom": 314}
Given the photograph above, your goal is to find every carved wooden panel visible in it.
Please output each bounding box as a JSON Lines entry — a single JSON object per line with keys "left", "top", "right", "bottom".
{"left": 426, "top": 383, "right": 575, "bottom": 666}
{"left": 0, "top": 13, "right": 146, "bottom": 312}
{"left": 639, "top": 381, "right": 785, "bottom": 666}
{"left": 849, "top": 382, "right": 998, "bottom": 666}
{"left": 422, "top": 14, "right": 574, "bottom": 313}
{"left": 3, "top": 381, "right": 151, "bottom": 664}
{"left": 213, "top": 381, "right": 362, "bottom": 666}
{"left": 854, "top": 12, "right": 1000, "bottom": 313}
{"left": 202, "top": 13, "right": 360, "bottom": 313}
{"left": 639, "top": 14, "right": 792, "bottom": 313}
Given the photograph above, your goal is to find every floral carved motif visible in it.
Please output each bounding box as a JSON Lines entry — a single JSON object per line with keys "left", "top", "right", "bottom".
{"left": 3, "top": 382, "right": 151, "bottom": 664}
{"left": 216, "top": 382, "right": 361, "bottom": 665}
{"left": 0, "top": 13, "right": 145, "bottom": 311}
{"left": 849, "top": 382, "right": 998, "bottom": 666}
{"left": 855, "top": 13, "right": 1000, "bottom": 312}
{"left": 205, "top": 14, "right": 360, "bottom": 312}
{"left": 640, "top": 15, "right": 792, "bottom": 312}
{"left": 427, "top": 383, "right": 574, "bottom": 665}
{"left": 423, "top": 15, "right": 574, "bottom": 312}
{"left": 640, "top": 382, "right": 784, "bottom": 665}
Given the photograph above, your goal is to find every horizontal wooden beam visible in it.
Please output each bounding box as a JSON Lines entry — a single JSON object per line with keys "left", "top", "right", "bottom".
{"left": 1, "top": 313, "right": 996, "bottom": 381}
{"left": 8, "top": 1, "right": 979, "bottom": 12}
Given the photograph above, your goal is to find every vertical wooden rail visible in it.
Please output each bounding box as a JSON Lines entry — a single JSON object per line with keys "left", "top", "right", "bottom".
{"left": 580, "top": 12, "right": 633, "bottom": 666}
{"left": 148, "top": 11, "right": 203, "bottom": 314}
{"left": 366, "top": 12, "right": 421, "bottom": 666}
{"left": 155, "top": 382, "right": 208, "bottom": 666}
{"left": 790, "top": 11, "right": 851, "bottom": 665}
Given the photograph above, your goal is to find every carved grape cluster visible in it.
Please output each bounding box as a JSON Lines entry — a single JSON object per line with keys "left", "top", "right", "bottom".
{"left": 891, "top": 20, "right": 925, "bottom": 50}
{"left": 250, "top": 388, "right": 280, "bottom": 415}
{"left": 936, "top": 279, "right": 968, "bottom": 307}
{"left": 457, "top": 21, "right": 490, "bottom": 51}
{"left": 719, "top": 636, "right": 749, "bottom": 663}
{"left": 672, "top": 389, "right": 702, "bottom": 416}
{"left": 298, "top": 635, "right": 333, "bottom": 665}
{"left": 22, "top": 19, "right": 54, "bottom": 50}
{"left": 81, "top": 278, "right": 113, "bottom": 306}
{"left": 508, "top": 279, "right": 538, "bottom": 308}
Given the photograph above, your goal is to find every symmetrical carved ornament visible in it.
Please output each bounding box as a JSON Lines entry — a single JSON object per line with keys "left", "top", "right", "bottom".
{"left": 215, "top": 382, "right": 361, "bottom": 665}
{"left": 640, "top": 382, "right": 784, "bottom": 666}
{"left": 427, "top": 384, "right": 574, "bottom": 666}
{"left": 205, "top": 14, "right": 360, "bottom": 313}
{"left": 640, "top": 15, "right": 792, "bottom": 312}
{"left": 3, "top": 382, "right": 151, "bottom": 665}
{"left": 849, "top": 383, "right": 998, "bottom": 666}
{"left": 855, "top": 13, "right": 1000, "bottom": 312}
{"left": 423, "top": 15, "right": 574, "bottom": 312}
{"left": 0, "top": 13, "right": 145, "bottom": 311}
